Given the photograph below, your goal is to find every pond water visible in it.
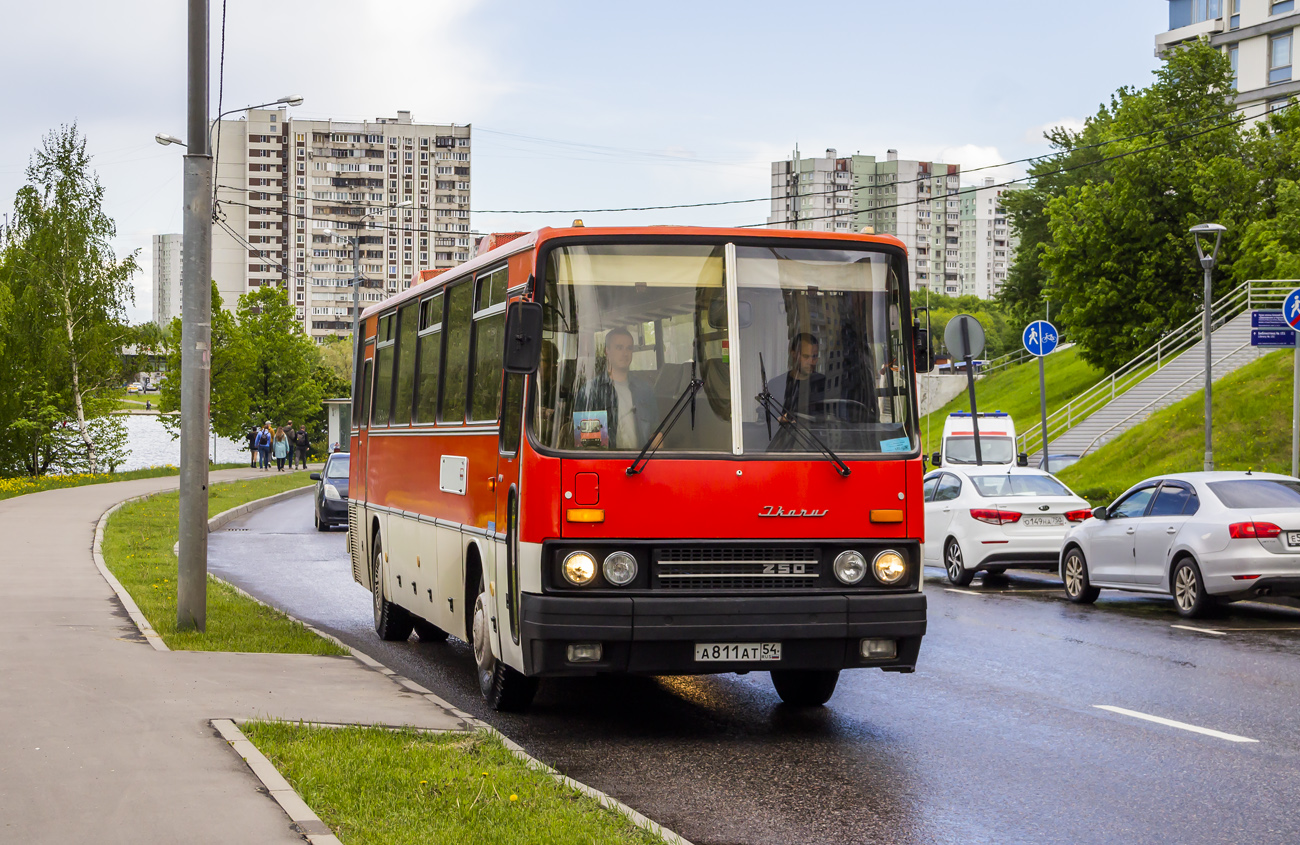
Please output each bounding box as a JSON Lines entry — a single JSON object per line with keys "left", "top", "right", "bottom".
{"left": 122, "top": 415, "right": 249, "bottom": 471}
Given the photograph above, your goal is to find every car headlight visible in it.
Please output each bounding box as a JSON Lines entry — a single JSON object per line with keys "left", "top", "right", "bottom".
{"left": 562, "top": 551, "right": 597, "bottom": 586}
{"left": 322, "top": 482, "right": 342, "bottom": 500}
{"left": 602, "top": 551, "right": 638, "bottom": 586}
{"left": 833, "top": 550, "right": 867, "bottom": 585}
{"left": 873, "top": 550, "right": 907, "bottom": 585}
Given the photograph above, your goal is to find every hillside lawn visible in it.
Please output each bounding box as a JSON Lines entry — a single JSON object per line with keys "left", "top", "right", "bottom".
{"left": 1058, "top": 349, "right": 1295, "bottom": 506}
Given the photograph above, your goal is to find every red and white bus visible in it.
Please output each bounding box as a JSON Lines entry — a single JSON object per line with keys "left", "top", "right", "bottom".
{"left": 348, "top": 226, "right": 932, "bottom": 710}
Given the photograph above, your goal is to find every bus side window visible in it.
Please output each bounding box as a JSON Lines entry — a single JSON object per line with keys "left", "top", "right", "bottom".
{"left": 469, "top": 267, "right": 508, "bottom": 423}
{"left": 392, "top": 301, "right": 418, "bottom": 426}
{"left": 499, "top": 374, "right": 524, "bottom": 454}
{"left": 440, "top": 281, "right": 473, "bottom": 423}
{"left": 372, "top": 313, "right": 396, "bottom": 426}
{"left": 359, "top": 358, "right": 374, "bottom": 430}
{"left": 414, "top": 293, "right": 443, "bottom": 424}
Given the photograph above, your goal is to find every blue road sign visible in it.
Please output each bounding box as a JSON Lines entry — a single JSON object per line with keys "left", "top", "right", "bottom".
{"left": 1022, "top": 320, "right": 1059, "bottom": 357}
{"left": 1253, "top": 310, "right": 1289, "bottom": 329}
{"left": 1284, "top": 289, "right": 1300, "bottom": 332}
{"left": 1252, "top": 329, "right": 1297, "bottom": 348}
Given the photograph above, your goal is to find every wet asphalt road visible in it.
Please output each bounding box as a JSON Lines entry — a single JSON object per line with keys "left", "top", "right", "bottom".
{"left": 211, "top": 492, "right": 1300, "bottom": 845}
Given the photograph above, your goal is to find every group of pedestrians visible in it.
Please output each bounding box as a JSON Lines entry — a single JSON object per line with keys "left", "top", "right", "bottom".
{"left": 247, "top": 421, "right": 310, "bottom": 472}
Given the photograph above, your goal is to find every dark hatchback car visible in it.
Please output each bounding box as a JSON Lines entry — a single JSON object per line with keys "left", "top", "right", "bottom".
{"left": 311, "top": 452, "right": 350, "bottom": 530}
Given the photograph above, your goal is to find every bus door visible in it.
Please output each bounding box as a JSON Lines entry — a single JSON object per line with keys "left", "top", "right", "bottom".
{"left": 495, "top": 371, "right": 527, "bottom": 649}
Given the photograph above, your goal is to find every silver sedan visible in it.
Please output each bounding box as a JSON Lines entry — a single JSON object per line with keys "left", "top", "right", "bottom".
{"left": 1059, "top": 471, "right": 1300, "bottom": 617}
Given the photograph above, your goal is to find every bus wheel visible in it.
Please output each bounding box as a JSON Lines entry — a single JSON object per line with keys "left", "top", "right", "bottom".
{"left": 472, "top": 575, "right": 537, "bottom": 711}
{"left": 371, "top": 535, "right": 413, "bottom": 641}
{"left": 770, "top": 669, "right": 840, "bottom": 706}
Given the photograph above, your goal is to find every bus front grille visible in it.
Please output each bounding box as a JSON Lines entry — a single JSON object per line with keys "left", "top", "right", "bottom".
{"left": 654, "top": 547, "right": 820, "bottom": 590}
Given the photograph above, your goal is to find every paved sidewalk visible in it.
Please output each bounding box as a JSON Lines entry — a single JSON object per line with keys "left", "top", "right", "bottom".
{"left": 0, "top": 469, "right": 467, "bottom": 845}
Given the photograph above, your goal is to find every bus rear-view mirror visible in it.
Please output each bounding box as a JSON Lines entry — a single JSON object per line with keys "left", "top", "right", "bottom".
{"left": 504, "top": 301, "right": 544, "bottom": 374}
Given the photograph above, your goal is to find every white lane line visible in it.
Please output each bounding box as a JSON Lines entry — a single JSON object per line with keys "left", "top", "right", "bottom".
{"left": 943, "top": 588, "right": 980, "bottom": 595}
{"left": 1171, "top": 624, "right": 1226, "bottom": 636}
{"left": 1093, "top": 705, "right": 1258, "bottom": 744}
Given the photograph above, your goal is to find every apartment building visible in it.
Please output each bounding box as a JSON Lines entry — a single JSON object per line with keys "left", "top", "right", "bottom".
{"left": 211, "top": 108, "right": 471, "bottom": 342}
{"left": 1157, "top": 0, "right": 1300, "bottom": 117}
{"left": 957, "top": 178, "right": 1021, "bottom": 299}
{"left": 768, "top": 148, "right": 963, "bottom": 293}
{"left": 152, "top": 233, "right": 183, "bottom": 328}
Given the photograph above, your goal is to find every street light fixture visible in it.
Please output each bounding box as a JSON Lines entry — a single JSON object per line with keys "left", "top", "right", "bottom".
{"left": 351, "top": 201, "right": 413, "bottom": 345}
{"left": 155, "top": 133, "right": 185, "bottom": 147}
{"left": 1191, "top": 222, "right": 1226, "bottom": 472}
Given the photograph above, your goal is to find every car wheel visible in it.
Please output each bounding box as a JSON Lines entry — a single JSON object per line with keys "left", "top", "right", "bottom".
{"left": 314, "top": 508, "right": 327, "bottom": 532}
{"left": 371, "top": 534, "right": 413, "bottom": 641}
{"left": 771, "top": 669, "right": 840, "bottom": 706}
{"left": 472, "top": 574, "right": 537, "bottom": 711}
{"left": 1062, "top": 547, "right": 1101, "bottom": 604}
{"left": 414, "top": 619, "right": 449, "bottom": 643}
{"left": 1172, "top": 557, "right": 1213, "bottom": 618}
{"left": 944, "top": 537, "right": 974, "bottom": 586}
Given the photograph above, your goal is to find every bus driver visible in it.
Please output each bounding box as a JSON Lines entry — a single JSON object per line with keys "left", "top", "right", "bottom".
{"left": 766, "top": 332, "right": 827, "bottom": 420}
{"left": 575, "top": 327, "right": 660, "bottom": 450}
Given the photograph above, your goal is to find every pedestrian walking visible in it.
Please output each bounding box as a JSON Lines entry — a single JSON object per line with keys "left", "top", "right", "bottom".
{"left": 255, "top": 422, "right": 273, "bottom": 470}
{"left": 282, "top": 421, "right": 297, "bottom": 469}
{"left": 246, "top": 426, "right": 259, "bottom": 468}
{"left": 272, "top": 429, "right": 290, "bottom": 472}
{"left": 295, "top": 425, "right": 310, "bottom": 469}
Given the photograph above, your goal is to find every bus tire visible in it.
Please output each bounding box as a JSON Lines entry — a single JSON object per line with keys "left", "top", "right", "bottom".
{"left": 414, "top": 619, "right": 449, "bottom": 643}
{"left": 371, "top": 535, "right": 413, "bottom": 641}
{"left": 771, "top": 669, "right": 840, "bottom": 706}
{"left": 472, "top": 574, "right": 537, "bottom": 711}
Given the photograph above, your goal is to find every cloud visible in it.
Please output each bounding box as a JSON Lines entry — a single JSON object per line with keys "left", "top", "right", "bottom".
{"left": 1023, "top": 117, "right": 1088, "bottom": 144}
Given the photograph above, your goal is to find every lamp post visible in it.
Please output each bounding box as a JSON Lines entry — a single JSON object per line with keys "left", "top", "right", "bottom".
{"left": 1191, "top": 222, "right": 1226, "bottom": 473}
{"left": 351, "top": 201, "right": 411, "bottom": 346}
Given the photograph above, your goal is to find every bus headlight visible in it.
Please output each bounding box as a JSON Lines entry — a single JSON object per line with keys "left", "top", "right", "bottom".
{"left": 833, "top": 550, "right": 867, "bottom": 585}
{"left": 873, "top": 550, "right": 907, "bottom": 585}
{"left": 561, "top": 551, "right": 597, "bottom": 586}
{"left": 602, "top": 551, "right": 638, "bottom": 586}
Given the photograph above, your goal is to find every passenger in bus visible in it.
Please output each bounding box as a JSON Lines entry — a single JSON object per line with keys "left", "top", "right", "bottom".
{"left": 766, "top": 332, "right": 827, "bottom": 421}
{"left": 574, "top": 327, "right": 659, "bottom": 450}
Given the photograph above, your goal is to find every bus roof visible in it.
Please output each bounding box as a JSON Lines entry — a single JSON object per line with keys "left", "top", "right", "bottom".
{"left": 359, "top": 226, "right": 908, "bottom": 322}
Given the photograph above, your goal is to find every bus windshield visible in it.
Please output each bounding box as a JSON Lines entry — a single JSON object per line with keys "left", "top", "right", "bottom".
{"left": 534, "top": 241, "right": 916, "bottom": 456}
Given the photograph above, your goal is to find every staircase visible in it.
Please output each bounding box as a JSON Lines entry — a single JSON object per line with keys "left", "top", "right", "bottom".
{"left": 1020, "top": 280, "right": 1295, "bottom": 464}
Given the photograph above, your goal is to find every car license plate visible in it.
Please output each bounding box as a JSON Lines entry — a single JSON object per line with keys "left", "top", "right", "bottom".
{"left": 1022, "top": 515, "right": 1064, "bottom": 527}
{"left": 694, "top": 642, "right": 781, "bottom": 662}
{"left": 1288, "top": 532, "right": 1300, "bottom": 547}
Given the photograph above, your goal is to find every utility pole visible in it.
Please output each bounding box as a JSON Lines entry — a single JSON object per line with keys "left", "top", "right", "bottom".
{"left": 1190, "top": 223, "right": 1225, "bottom": 473}
{"left": 351, "top": 226, "right": 362, "bottom": 346}
{"left": 177, "top": 0, "right": 212, "bottom": 631}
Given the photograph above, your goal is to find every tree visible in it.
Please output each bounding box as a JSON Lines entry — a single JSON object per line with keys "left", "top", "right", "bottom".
{"left": 317, "top": 334, "right": 354, "bottom": 384}
{"left": 238, "top": 285, "right": 322, "bottom": 429}
{"left": 0, "top": 125, "right": 136, "bottom": 473}
{"left": 159, "top": 282, "right": 252, "bottom": 441}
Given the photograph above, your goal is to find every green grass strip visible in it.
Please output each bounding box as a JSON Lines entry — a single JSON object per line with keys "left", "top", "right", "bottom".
{"left": 241, "top": 722, "right": 668, "bottom": 845}
{"left": 0, "top": 463, "right": 246, "bottom": 501}
{"left": 101, "top": 473, "right": 346, "bottom": 654}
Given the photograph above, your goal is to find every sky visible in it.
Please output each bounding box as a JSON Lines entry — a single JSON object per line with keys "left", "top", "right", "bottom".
{"left": 0, "top": 1, "right": 1169, "bottom": 324}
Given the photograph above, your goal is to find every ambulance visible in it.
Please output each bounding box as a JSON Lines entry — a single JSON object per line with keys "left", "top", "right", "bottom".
{"left": 930, "top": 411, "right": 1027, "bottom": 468}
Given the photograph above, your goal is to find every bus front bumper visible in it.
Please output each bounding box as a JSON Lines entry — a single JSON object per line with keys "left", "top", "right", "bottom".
{"left": 518, "top": 593, "right": 925, "bottom": 677}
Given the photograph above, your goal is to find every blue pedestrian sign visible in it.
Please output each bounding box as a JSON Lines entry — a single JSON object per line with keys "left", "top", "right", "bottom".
{"left": 1285, "top": 289, "right": 1300, "bottom": 332}
{"left": 1022, "top": 320, "right": 1059, "bottom": 357}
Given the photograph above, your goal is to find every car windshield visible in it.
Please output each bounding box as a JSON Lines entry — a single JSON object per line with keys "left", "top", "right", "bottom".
{"left": 969, "top": 474, "right": 1073, "bottom": 498}
{"left": 326, "top": 455, "right": 350, "bottom": 479}
{"left": 1207, "top": 479, "right": 1300, "bottom": 508}
{"left": 534, "top": 241, "right": 915, "bottom": 456}
{"left": 945, "top": 436, "right": 1015, "bottom": 465}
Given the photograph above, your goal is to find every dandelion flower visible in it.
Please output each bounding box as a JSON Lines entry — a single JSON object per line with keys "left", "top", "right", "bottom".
{"left": 510, "top": 794, "right": 518, "bottom": 802}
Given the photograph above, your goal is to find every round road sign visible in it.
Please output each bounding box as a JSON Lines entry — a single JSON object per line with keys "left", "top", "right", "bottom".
{"left": 1285, "top": 288, "right": 1300, "bottom": 332}
{"left": 1022, "top": 320, "right": 1059, "bottom": 357}
{"left": 944, "top": 314, "right": 986, "bottom": 360}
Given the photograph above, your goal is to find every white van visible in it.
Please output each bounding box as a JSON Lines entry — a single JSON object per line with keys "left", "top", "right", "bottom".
{"left": 930, "top": 411, "right": 1026, "bottom": 468}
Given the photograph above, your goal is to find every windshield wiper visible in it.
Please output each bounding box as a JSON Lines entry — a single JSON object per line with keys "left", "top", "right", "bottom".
{"left": 754, "top": 389, "right": 852, "bottom": 477}
{"left": 626, "top": 377, "right": 704, "bottom": 476}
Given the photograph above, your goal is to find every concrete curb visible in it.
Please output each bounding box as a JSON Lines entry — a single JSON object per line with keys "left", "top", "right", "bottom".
{"left": 172, "top": 484, "right": 316, "bottom": 556}
{"left": 93, "top": 494, "right": 169, "bottom": 651}
{"left": 212, "top": 719, "right": 343, "bottom": 845}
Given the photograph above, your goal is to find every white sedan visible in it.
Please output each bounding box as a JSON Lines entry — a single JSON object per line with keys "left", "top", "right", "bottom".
{"left": 923, "top": 467, "right": 1092, "bottom": 586}
{"left": 1060, "top": 471, "right": 1300, "bottom": 618}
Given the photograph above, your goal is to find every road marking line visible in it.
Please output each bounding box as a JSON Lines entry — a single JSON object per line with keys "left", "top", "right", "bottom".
{"left": 1171, "top": 624, "right": 1226, "bottom": 636}
{"left": 1092, "top": 705, "right": 1258, "bottom": 744}
{"left": 943, "top": 588, "right": 979, "bottom": 595}
{"left": 1217, "top": 626, "right": 1300, "bottom": 632}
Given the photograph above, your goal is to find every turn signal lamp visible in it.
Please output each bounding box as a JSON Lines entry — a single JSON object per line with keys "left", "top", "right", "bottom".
{"left": 561, "top": 551, "right": 597, "bottom": 586}
{"left": 1229, "top": 521, "right": 1283, "bottom": 539}
{"left": 869, "top": 509, "right": 904, "bottom": 523}
{"left": 873, "top": 550, "right": 907, "bottom": 585}
{"left": 566, "top": 509, "right": 605, "bottom": 523}
{"left": 970, "top": 508, "right": 1023, "bottom": 526}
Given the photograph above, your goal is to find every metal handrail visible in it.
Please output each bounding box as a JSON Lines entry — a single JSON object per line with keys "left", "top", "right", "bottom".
{"left": 1017, "top": 279, "right": 1295, "bottom": 456}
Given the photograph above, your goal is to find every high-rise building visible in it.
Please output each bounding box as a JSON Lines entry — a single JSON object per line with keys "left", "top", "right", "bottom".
{"left": 152, "top": 233, "right": 183, "bottom": 328}
{"left": 1157, "top": 0, "right": 1299, "bottom": 118}
{"left": 211, "top": 108, "right": 471, "bottom": 342}
{"left": 768, "top": 148, "right": 963, "bottom": 293}
{"left": 957, "top": 178, "right": 1021, "bottom": 299}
